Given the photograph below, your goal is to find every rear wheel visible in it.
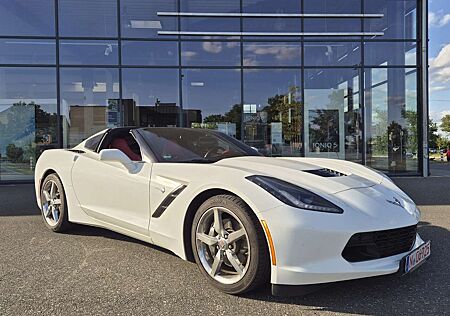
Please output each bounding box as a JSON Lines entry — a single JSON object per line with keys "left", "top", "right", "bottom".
{"left": 191, "top": 194, "right": 270, "bottom": 294}
{"left": 40, "top": 173, "right": 70, "bottom": 232}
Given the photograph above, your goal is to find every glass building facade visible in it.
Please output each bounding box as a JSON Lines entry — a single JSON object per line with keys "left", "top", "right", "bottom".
{"left": 0, "top": 0, "right": 428, "bottom": 181}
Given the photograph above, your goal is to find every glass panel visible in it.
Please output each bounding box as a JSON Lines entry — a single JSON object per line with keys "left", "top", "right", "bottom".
{"left": 122, "top": 41, "right": 179, "bottom": 66}
{"left": 0, "top": 0, "right": 55, "bottom": 36}
{"left": 181, "top": 41, "right": 240, "bottom": 66}
{"left": 180, "top": 17, "right": 240, "bottom": 38}
{"left": 121, "top": 0, "right": 177, "bottom": 38}
{"left": 304, "top": 18, "right": 361, "bottom": 35}
{"left": 182, "top": 69, "right": 241, "bottom": 138}
{"left": 304, "top": 42, "right": 361, "bottom": 67}
{"left": 242, "top": 0, "right": 301, "bottom": 13}
{"left": 0, "top": 39, "right": 56, "bottom": 65}
{"left": 59, "top": 40, "right": 118, "bottom": 66}
{"left": 181, "top": 0, "right": 240, "bottom": 13}
{"left": 243, "top": 42, "right": 301, "bottom": 66}
{"left": 304, "top": 0, "right": 361, "bottom": 14}
{"left": 365, "top": 68, "right": 418, "bottom": 174}
{"left": 364, "top": 0, "right": 416, "bottom": 40}
{"left": 59, "top": 0, "right": 117, "bottom": 37}
{"left": 243, "top": 18, "right": 302, "bottom": 39}
{"left": 122, "top": 68, "right": 180, "bottom": 127}
{"left": 60, "top": 68, "right": 120, "bottom": 148}
{"left": 180, "top": 0, "right": 240, "bottom": 38}
{"left": 304, "top": 0, "right": 361, "bottom": 40}
{"left": 364, "top": 42, "right": 417, "bottom": 66}
{"left": 0, "top": 68, "right": 57, "bottom": 181}
{"left": 304, "top": 69, "right": 362, "bottom": 162}
{"left": 243, "top": 69, "right": 302, "bottom": 156}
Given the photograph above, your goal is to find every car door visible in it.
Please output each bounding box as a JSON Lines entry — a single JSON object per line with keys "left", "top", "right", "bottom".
{"left": 71, "top": 143, "right": 151, "bottom": 236}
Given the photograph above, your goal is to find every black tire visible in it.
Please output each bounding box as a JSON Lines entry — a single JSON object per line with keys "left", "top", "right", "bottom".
{"left": 40, "top": 173, "right": 71, "bottom": 233}
{"left": 191, "top": 194, "right": 270, "bottom": 294}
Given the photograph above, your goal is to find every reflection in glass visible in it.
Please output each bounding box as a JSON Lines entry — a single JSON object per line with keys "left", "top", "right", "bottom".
{"left": 365, "top": 68, "right": 418, "bottom": 173}
{"left": 121, "top": 0, "right": 177, "bottom": 38}
{"left": 0, "top": 39, "right": 56, "bottom": 65}
{"left": 60, "top": 68, "right": 119, "bottom": 148}
{"left": 304, "top": 18, "right": 361, "bottom": 35}
{"left": 181, "top": 17, "right": 240, "bottom": 38}
{"left": 243, "top": 18, "right": 302, "bottom": 40}
{"left": 304, "top": 0, "right": 360, "bottom": 14}
{"left": 243, "top": 43, "right": 301, "bottom": 67}
{"left": 242, "top": 0, "right": 301, "bottom": 13}
{"left": 122, "top": 69, "right": 180, "bottom": 127}
{"left": 122, "top": 41, "right": 178, "bottom": 66}
{"left": 244, "top": 70, "right": 302, "bottom": 156}
{"left": 181, "top": 0, "right": 240, "bottom": 13}
{"left": 304, "top": 69, "right": 362, "bottom": 162}
{"left": 364, "top": 0, "right": 416, "bottom": 39}
{"left": 0, "top": 68, "right": 57, "bottom": 181}
{"left": 59, "top": 0, "right": 117, "bottom": 37}
{"left": 304, "top": 42, "right": 361, "bottom": 67}
{"left": 59, "top": 40, "right": 119, "bottom": 65}
{"left": 182, "top": 69, "right": 241, "bottom": 138}
{"left": 364, "top": 42, "right": 417, "bottom": 66}
{"left": 181, "top": 41, "right": 240, "bottom": 66}
{"left": 0, "top": 0, "right": 55, "bottom": 36}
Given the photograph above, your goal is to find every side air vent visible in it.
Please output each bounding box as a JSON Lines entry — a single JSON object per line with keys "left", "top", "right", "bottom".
{"left": 152, "top": 185, "right": 187, "bottom": 218}
{"left": 304, "top": 168, "right": 346, "bottom": 177}
{"left": 67, "top": 149, "right": 85, "bottom": 154}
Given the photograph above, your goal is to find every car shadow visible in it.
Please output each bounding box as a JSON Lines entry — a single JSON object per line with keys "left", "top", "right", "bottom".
{"left": 64, "top": 224, "right": 178, "bottom": 257}
{"left": 60, "top": 218, "right": 450, "bottom": 315}
{"left": 242, "top": 221, "right": 449, "bottom": 315}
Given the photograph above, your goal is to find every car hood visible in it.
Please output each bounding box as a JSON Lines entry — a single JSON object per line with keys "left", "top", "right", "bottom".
{"left": 215, "top": 156, "right": 384, "bottom": 195}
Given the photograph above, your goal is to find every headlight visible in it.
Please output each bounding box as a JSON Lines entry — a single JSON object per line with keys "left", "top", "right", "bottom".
{"left": 246, "top": 175, "right": 343, "bottom": 214}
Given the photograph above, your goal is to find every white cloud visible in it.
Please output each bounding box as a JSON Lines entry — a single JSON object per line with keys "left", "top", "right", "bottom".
{"left": 202, "top": 41, "right": 223, "bottom": 54}
{"left": 429, "top": 11, "right": 450, "bottom": 28}
{"left": 181, "top": 51, "right": 197, "bottom": 59}
{"left": 429, "top": 44, "right": 450, "bottom": 92}
{"left": 430, "top": 86, "right": 447, "bottom": 92}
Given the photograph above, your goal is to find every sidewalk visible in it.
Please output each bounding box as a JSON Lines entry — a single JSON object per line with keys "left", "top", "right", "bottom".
{"left": 430, "top": 161, "right": 450, "bottom": 177}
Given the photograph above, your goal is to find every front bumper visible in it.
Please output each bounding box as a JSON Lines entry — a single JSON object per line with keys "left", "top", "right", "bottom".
{"left": 259, "top": 202, "right": 423, "bottom": 288}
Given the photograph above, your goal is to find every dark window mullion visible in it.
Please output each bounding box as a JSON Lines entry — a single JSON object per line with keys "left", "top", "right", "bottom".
{"left": 55, "top": 0, "right": 62, "bottom": 148}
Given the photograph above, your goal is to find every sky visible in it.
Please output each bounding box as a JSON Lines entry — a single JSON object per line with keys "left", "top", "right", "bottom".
{"left": 428, "top": 0, "right": 450, "bottom": 127}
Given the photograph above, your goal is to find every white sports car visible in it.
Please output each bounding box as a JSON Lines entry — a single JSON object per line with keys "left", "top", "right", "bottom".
{"left": 35, "top": 127, "right": 431, "bottom": 296}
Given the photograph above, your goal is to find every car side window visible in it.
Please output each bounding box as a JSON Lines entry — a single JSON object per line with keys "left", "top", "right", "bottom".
{"left": 85, "top": 133, "right": 104, "bottom": 152}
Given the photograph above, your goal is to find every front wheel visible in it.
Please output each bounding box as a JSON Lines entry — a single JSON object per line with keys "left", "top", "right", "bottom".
{"left": 40, "top": 173, "right": 70, "bottom": 232}
{"left": 191, "top": 194, "right": 270, "bottom": 294}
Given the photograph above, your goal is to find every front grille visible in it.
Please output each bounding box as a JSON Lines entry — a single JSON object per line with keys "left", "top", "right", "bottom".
{"left": 342, "top": 225, "right": 417, "bottom": 262}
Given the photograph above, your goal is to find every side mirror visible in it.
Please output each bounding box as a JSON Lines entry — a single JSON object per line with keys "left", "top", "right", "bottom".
{"left": 99, "top": 149, "right": 136, "bottom": 172}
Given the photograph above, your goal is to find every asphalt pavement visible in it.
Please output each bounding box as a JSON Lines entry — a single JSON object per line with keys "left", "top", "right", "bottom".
{"left": 430, "top": 161, "right": 450, "bottom": 176}
{"left": 0, "top": 180, "right": 449, "bottom": 316}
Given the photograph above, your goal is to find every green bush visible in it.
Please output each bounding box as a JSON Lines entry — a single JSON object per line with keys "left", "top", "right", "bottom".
{"left": 6, "top": 144, "right": 24, "bottom": 163}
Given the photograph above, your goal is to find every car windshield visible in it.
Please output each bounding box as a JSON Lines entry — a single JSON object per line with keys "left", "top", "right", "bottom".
{"left": 139, "top": 128, "right": 259, "bottom": 163}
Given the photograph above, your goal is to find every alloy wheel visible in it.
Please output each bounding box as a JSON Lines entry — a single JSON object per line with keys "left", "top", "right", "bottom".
{"left": 41, "top": 180, "right": 62, "bottom": 227}
{"left": 195, "top": 206, "right": 251, "bottom": 284}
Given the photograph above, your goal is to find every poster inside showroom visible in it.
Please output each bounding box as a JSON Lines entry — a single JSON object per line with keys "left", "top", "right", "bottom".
{"left": 308, "top": 109, "right": 340, "bottom": 153}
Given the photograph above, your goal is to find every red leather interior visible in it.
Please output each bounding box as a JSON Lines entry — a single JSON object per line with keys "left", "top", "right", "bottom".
{"left": 110, "top": 138, "right": 141, "bottom": 161}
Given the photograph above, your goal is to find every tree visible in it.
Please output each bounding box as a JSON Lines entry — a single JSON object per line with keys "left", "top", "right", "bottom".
{"left": 429, "top": 118, "right": 439, "bottom": 149}
{"left": 441, "top": 114, "right": 450, "bottom": 133}
{"left": 6, "top": 144, "right": 24, "bottom": 163}
{"left": 436, "top": 135, "right": 449, "bottom": 150}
